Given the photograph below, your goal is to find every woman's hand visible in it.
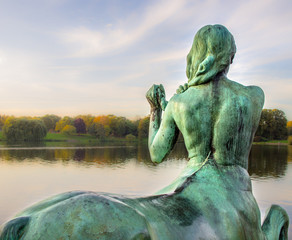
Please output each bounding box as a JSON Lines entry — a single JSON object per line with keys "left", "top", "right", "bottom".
{"left": 176, "top": 83, "right": 188, "bottom": 94}
{"left": 146, "top": 84, "right": 167, "bottom": 110}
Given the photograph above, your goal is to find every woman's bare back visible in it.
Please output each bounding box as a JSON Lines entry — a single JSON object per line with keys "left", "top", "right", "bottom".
{"left": 170, "top": 75, "right": 264, "bottom": 169}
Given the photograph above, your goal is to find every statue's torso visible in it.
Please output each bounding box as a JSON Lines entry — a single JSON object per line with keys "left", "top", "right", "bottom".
{"left": 170, "top": 76, "right": 264, "bottom": 169}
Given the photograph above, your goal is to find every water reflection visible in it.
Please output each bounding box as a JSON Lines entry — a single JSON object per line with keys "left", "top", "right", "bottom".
{"left": 288, "top": 145, "right": 292, "bottom": 162}
{"left": 0, "top": 143, "right": 289, "bottom": 179}
{"left": 0, "top": 145, "right": 138, "bottom": 166}
{"left": 248, "top": 145, "right": 288, "bottom": 179}
{"left": 0, "top": 143, "right": 291, "bottom": 237}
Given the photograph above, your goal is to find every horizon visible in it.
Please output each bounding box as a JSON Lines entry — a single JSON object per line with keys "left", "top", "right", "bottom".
{"left": 0, "top": 0, "right": 292, "bottom": 119}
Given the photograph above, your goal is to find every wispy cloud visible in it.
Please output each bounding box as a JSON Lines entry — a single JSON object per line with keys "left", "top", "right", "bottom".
{"left": 59, "top": 0, "right": 186, "bottom": 57}
{"left": 0, "top": 0, "right": 292, "bottom": 119}
{"left": 226, "top": 0, "right": 292, "bottom": 63}
{"left": 151, "top": 49, "right": 187, "bottom": 63}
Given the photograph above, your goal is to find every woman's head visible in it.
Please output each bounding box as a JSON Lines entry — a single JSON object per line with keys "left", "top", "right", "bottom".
{"left": 187, "top": 25, "right": 236, "bottom": 86}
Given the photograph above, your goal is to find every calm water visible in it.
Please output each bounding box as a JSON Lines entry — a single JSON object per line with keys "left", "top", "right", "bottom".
{"left": 0, "top": 142, "right": 291, "bottom": 237}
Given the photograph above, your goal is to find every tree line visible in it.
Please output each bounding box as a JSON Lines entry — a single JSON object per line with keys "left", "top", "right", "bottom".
{"left": 255, "top": 109, "right": 288, "bottom": 141}
{"left": 0, "top": 108, "right": 290, "bottom": 142}
{"left": 0, "top": 114, "right": 150, "bottom": 142}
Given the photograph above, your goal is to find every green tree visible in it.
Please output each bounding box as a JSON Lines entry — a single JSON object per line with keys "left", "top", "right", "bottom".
{"left": 126, "top": 119, "right": 137, "bottom": 136}
{"left": 114, "top": 117, "right": 127, "bottom": 137}
{"left": 138, "top": 116, "right": 150, "bottom": 139}
{"left": 88, "top": 122, "right": 105, "bottom": 139}
{"left": 125, "top": 134, "right": 136, "bottom": 141}
{"left": 131, "top": 119, "right": 140, "bottom": 137}
{"left": 3, "top": 117, "right": 47, "bottom": 142}
{"left": 107, "top": 115, "right": 118, "bottom": 136}
{"left": 256, "top": 109, "right": 287, "bottom": 140}
{"left": 41, "top": 114, "right": 61, "bottom": 131}
{"left": 112, "top": 117, "right": 135, "bottom": 137}
{"left": 92, "top": 115, "right": 137, "bottom": 138}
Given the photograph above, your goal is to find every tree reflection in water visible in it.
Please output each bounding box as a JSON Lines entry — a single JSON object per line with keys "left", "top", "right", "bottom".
{"left": 248, "top": 145, "right": 288, "bottom": 179}
{"left": 0, "top": 143, "right": 289, "bottom": 179}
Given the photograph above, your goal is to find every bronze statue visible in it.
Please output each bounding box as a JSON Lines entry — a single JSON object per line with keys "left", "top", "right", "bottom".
{"left": 0, "top": 24, "right": 289, "bottom": 240}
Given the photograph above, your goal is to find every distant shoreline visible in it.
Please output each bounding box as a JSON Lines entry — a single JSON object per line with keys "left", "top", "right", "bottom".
{"left": 0, "top": 131, "right": 289, "bottom": 145}
{"left": 0, "top": 132, "right": 145, "bottom": 144}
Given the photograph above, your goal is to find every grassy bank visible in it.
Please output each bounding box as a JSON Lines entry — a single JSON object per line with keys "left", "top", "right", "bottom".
{"left": 253, "top": 140, "right": 288, "bottom": 145}
{"left": 44, "top": 132, "right": 141, "bottom": 144}
{"left": 0, "top": 131, "right": 288, "bottom": 145}
{"left": 44, "top": 134, "right": 288, "bottom": 145}
{"left": 45, "top": 132, "right": 96, "bottom": 142}
{"left": 0, "top": 131, "right": 141, "bottom": 144}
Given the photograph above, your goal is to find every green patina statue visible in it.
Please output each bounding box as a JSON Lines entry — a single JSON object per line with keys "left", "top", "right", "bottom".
{"left": 0, "top": 25, "right": 289, "bottom": 240}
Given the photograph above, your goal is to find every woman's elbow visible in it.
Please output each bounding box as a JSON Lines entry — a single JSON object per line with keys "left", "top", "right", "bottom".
{"left": 151, "top": 156, "right": 162, "bottom": 164}
{"left": 149, "top": 149, "right": 164, "bottom": 164}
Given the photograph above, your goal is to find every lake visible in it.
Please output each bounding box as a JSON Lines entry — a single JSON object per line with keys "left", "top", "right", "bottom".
{"left": 0, "top": 142, "right": 291, "bottom": 237}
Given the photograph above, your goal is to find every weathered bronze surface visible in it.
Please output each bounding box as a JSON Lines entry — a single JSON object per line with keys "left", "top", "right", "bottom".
{"left": 0, "top": 24, "right": 289, "bottom": 240}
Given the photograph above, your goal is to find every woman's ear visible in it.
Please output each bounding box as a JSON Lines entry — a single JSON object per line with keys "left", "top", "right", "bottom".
{"left": 195, "top": 55, "right": 214, "bottom": 77}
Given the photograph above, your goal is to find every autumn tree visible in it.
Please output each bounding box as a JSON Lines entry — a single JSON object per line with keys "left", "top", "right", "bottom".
{"left": 92, "top": 115, "right": 138, "bottom": 138}
{"left": 61, "top": 125, "right": 76, "bottom": 136}
{"left": 74, "top": 118, "right": 86, "bottom": 134}
{"left": 93, "top": 115, "right": 111, "bottom": 136}
{"left": 55, "top": 116, "right": 74, "bottom": 132}
{"left": 287, "top": 121, "right": 292, "bottom": 145}
{"left": 0, "top": 115, "right": 9, "bottom": 130}
{"left": 287, "top": 121, "right": 292, "bottom": 136}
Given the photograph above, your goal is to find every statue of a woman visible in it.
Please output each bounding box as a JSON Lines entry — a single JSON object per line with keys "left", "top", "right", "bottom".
{"left": 146, "top": 24, "right": 264, "bottom": 193}
{"left": 0, "top": 25, "right": 288, "bottom": 240}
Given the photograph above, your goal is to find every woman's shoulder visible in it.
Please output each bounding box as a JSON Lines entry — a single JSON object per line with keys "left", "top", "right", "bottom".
{"left": 224, "top": 78, "right": 265, "bottom": 106}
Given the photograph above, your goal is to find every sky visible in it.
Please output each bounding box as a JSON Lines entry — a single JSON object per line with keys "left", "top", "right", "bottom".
{"left": 0, "top": 0, "right": 292, "bottom": 119}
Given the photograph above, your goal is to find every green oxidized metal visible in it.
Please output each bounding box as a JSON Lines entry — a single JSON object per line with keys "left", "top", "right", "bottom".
{"left": 0, "top": 24, "right": 289, "bottom": 240}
